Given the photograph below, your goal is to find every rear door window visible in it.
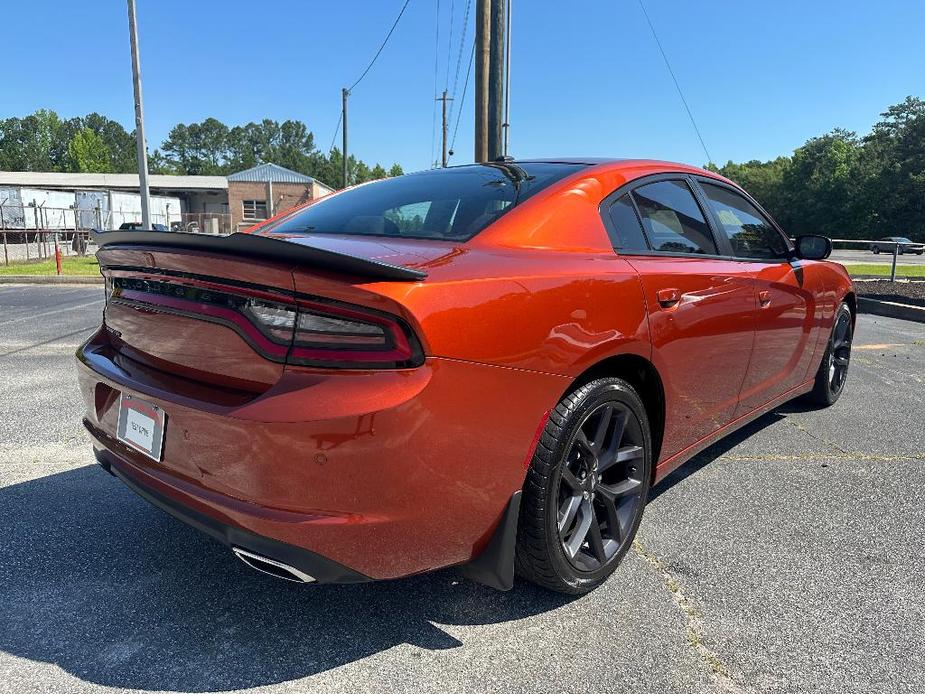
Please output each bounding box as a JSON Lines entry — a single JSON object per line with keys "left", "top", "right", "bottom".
{"left": 631, "top": 180, "right": 718, "bottom": 255}
{"left": 699, "top": 182, "right": 789, "bottom": 260}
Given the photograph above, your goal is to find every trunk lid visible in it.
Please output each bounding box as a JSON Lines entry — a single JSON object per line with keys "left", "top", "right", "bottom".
{"left": 93, "top": 231, "right": 430, "bottom": 392}
{"left": 99, "top": 246, "right": 297, "bottom": 392}
{"left": 258, "top": 232, "right": 463, "bottom": 270}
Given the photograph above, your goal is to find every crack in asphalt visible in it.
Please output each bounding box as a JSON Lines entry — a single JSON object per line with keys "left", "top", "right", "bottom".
{"left": 784, "top": 418, "right": 853, "bottom": 456}
{"left": 632, "top": 539, "right": 748, "bottom": 694}
{"left": 0, "top": 325, "right": 97, "bottom": 359}
{"left": 0, "top": 298, "right": 103, "bottom": 326}
{"left": 718, "top": 453, "right": 925, "bottom": 462}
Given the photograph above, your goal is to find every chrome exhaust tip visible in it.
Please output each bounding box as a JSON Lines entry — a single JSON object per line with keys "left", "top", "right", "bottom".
{"left": 232, "top": 547, "right": 316, "bottom": 583}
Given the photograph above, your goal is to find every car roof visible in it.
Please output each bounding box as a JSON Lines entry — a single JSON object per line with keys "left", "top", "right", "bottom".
{"left": 440, "top": 157, "right": 715, "bottom": 172}
{"left": 513, "top": 157, "right": 627, "bottom": 165}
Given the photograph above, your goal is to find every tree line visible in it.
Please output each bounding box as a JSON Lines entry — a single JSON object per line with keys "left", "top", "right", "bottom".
{"left": 4, "top": 97, "right": 924, "bottom": 241}
{"left": 0, "top": 110, "right": 402, "bottom": 188}
{"left": 708, "top": 96, "right": 925, "bottom": 242}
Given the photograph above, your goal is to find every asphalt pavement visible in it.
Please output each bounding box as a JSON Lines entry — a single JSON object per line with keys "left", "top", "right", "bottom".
{"left": 829, "top": 248, "right": 925, "bottom": 266}
{"left": 1, "top": 285, "right": 923, "bottom": 694}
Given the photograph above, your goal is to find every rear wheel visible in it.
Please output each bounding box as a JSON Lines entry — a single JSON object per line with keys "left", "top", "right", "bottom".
{"left": 516, "top": 378, "right": 652, "bottom": 594}
{"left": 806, "top": 302, "right": 853, "bottom": 407}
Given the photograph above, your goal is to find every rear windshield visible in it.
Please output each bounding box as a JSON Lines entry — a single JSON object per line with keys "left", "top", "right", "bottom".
{"left": 263, "top": 162, "right": 586, "bottom": 241}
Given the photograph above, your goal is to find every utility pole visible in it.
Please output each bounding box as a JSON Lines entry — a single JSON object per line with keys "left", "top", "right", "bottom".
{"left": 487, "top": 0, "right": 505, "bottom": 161}
{"left": 475, "top": 0, "right": 507, "bottom": 162}
{"left": 474, "top": 0, "right": 490, "bottom": 162}
{"left": 341, "top": 88, "right": 349, "bottom": 189}
{"left": 126, "top": 0, "right": 151, "bottom": 229}
{"left": 503, "top": 0, "right": 512, "bottom": 156}
{"left": 437, "top": 90, "right": 453, "bottom": 167}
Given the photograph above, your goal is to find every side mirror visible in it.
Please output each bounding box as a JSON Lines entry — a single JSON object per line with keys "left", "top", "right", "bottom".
{"left": 794, "top": 235, "right": 832, "bottom": 260}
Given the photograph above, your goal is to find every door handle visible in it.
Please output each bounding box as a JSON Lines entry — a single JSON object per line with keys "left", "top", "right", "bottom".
{"left": 656, "top": 288, "right": 681, "bottom": 308}
{"left": 758, "top": 290, "right": 771, "bottom": 307}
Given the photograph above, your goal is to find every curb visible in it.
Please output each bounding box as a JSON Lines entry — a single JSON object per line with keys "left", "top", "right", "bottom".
{"left": 857, "top": 296, "right": 925, "bottom": 324}
{"left": 0, "top": 275, "right": 103, "bottom": 285}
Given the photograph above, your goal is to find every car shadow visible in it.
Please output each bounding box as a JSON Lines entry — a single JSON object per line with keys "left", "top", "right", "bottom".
{"left": 0, "top": 465, "right": 575, "bottom": 692}
{"left": 649, "top": 409, "right": 788, "bottom": 502}
{"left": 0, "top": 405, "right": 810, "bottom": 691}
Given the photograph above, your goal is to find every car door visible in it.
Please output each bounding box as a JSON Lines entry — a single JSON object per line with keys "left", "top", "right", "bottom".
{"left": 693, "top": 178, "right": 827, "bottom": 415}
{"left": 601, "top": 176, "right": 757, "bottom": 463}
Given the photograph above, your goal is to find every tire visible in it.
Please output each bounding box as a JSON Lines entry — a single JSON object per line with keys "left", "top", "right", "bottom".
{"left": 872, "top": 246, "right": 880, "bottom": 254}
{"left": 515, "top": 378, "right": 652, "bottom": 594}
{"left": 805, "top": 302, "right": 853, "bottom": 407}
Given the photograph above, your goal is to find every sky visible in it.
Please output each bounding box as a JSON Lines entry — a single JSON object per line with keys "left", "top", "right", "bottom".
{"left": 4, "top": 1, "right": 925, "bottom": 173}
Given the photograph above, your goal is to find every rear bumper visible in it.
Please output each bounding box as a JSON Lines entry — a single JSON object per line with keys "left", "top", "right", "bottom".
{"left": 77, "top": 329, "right": 567, "bottom": 580}
{"left": 90, "top": 437, "right": 369, "bottom": 584}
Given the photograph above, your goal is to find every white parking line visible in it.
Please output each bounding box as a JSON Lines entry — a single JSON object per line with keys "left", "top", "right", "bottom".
{"left": 0, "top": 299, "right": 104, "bottom": 326}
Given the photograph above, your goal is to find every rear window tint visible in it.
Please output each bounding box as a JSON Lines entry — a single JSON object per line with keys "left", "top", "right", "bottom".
{"left": 699, "top": 182, "right": 789, "bottom": 260}
{"left": 631, "top": 180, "right": 718, "bottom": 255}
{"left": 264, "top": 162, "right": 586, "bottom": 241}
{"left": 607, "top": 195, "right": 649, "bottom": 251}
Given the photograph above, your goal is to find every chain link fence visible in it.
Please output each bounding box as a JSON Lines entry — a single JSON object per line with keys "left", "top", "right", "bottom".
{"left": 1, "top": 203, "right": 233, "bottom": 266}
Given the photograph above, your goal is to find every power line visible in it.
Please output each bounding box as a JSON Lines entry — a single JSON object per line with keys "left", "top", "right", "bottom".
{"left": 637, "top": 0, "right": 713, "bottom": 165}
{"left": 447, "top": 0, "right": 472, "bottom": 127}
{"left": 328, "top": 111, "right": 342, "bottom": 153}
{"left": 349, "top": 0, "right": 413, "bottom": 93}
{"left": 327, "top": 0, "right": 411, "bottom": 155}
{"left": 450, "top": 38, "right": 476, "bottom": 156}
{"left": 430, "top": 0, "right": 441, "bottom": 167}
{"left": 444, "top": 0, "right": 456, "bottom": 90}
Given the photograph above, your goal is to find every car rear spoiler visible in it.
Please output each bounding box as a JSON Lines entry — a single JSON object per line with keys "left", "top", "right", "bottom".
{"left": 90, "top": 230, "right": 427, "bottom": 282}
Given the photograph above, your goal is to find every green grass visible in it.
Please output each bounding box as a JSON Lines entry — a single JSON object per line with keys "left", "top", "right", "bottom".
{"left": 4, "top": 255, "right": 920, "bottom": 281}
{"left": 839, "top": 263, "right": 925, "bottom": 278}
{"left": 0, "top": 256, "right": 101, "bottom": 276}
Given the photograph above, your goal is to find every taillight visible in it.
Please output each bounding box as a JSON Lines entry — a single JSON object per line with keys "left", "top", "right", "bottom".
{"left": 242, "top": 302, "right": 298, "bottom": 343}
{"left": 288, "top": 299, "right": 422, "bottom": 369}
{"left": 108, "top": 276, "right": 423, "bottom": 369}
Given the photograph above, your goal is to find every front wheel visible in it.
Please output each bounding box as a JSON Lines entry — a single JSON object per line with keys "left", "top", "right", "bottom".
{"left": 515, "top": 378, "right": 652, "bottom": 594}
{"left": 805, "top": 302, "right": 853, "bottom": 407}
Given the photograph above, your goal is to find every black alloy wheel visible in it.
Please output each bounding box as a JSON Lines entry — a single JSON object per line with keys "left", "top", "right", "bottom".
{"left": 516, "top": 378, "right": 652, "bottom": 594}
{"left": 556, "top": 402, "right": 645, "bottom": 572}
{"left": 827, "top": 306, "right": 853, "bottom": 397}
{"left": 807, "top": 302, "right": 853, "bottom": 406}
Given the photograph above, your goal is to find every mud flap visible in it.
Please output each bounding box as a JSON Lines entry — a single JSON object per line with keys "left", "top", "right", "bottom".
{"left": 458, "top": 490, "right": 521, "bottom": 591}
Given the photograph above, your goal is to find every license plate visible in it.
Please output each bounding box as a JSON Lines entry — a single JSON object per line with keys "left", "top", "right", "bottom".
{"left": 116, "top": 394, "right": 167, "bottom": 462}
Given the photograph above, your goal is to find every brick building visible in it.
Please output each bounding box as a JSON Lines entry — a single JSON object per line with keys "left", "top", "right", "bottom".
{"left": 227, "top": 163, "right": 334, "bottom": 231}
{"left": 0, "top": 163, "right": 335, "bottom": 233}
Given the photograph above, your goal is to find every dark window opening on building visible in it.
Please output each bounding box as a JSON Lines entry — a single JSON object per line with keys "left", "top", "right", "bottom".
{"left": 242, "top": 200, "right": 268, "bottom": 221}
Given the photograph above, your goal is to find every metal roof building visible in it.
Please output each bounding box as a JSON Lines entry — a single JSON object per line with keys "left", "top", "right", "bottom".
{"left": 0, "top": 171, "right": 227, "bottom": 192}
{"left": 227, "top": 163, "right": 319, "bottom": 185}
{"left": 0, "top": 164, "right": 334, "bottom": 233}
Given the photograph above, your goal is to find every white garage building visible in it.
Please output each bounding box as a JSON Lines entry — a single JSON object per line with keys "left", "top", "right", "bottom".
{"left": 0, "top": 172, "right": 228, "bottom": 232}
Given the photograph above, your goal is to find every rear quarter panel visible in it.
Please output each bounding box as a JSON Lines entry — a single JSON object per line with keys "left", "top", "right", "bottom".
{"left": 379, "top": 250, "right": 651, "bottom": 376}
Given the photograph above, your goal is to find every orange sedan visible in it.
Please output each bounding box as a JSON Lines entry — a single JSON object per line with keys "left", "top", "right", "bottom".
{"left": 77, "top": 159, "right": 854, "bottom": 594}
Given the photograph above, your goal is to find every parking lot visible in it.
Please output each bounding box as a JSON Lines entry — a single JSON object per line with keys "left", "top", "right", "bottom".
{"left": 829, "top": 248, "right": 925, "bottom": 266}
{"left": 1, "top": 284, "right": 923, "bottom": 694}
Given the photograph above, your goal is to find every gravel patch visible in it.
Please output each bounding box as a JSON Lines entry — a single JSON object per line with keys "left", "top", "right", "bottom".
{"left": 855, "top": 278, "right": 925, "bottom": 306}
